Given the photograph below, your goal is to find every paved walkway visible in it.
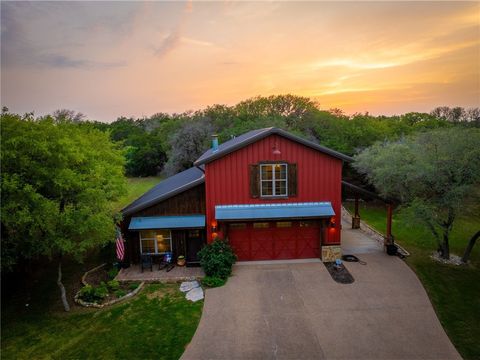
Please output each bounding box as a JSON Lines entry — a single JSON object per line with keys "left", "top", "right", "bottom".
{"left": 182, "top": 227, "right": 460, "bottom": 360}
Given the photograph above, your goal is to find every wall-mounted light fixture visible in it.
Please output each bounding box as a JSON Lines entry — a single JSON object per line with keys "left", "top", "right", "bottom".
{"left": 328, "top": 217, "right": 336, "bottom": 228}
{"left": 211, "top": 219, "right": 217, "bottom": 232}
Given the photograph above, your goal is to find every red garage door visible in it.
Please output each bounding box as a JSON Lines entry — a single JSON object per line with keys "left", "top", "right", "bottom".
{"left": 228, "top": 220, "right": 320, "bottom": 261}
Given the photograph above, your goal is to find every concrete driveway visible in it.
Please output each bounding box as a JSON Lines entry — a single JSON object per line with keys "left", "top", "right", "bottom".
{"left": 182, "top": 227, "right": 460, "bottom": 360}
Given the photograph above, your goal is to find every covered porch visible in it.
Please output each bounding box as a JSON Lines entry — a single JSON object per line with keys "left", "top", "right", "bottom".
{"left": 116, "top": 264, "right": 204, "bottom": 282}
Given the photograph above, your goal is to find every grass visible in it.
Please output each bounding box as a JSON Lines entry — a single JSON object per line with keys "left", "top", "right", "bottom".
{"left": 114, "top": 176, "right": 163, "bottom": 211}
{"left": 2, "top": 176, "right": 203, "bottom": 360}
{"left": 1, "top": 283, "right": 202, "bottom": 360}
{"left": 345, "top": 201, "right": 480, "bottom": 359}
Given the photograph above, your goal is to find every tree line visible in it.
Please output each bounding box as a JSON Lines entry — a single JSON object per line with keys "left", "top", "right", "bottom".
{"left": 20, "top": 96, "right": 477, "bottom": 178}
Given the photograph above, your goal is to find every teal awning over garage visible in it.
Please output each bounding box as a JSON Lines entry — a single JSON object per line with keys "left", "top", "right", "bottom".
{"left": 215, "top": 202, "right": 335, "bottom": 221}
{"left": 129, "top": 215, "right": 205, "bottom": 230}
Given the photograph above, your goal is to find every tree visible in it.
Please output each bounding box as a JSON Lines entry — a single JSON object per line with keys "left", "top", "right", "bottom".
{"left": 1, "top": 113, "right": 126, "bottom": 310}
{"left": 353, "top": 128, "right": 480, "bottom": 259}
{"left": 163, "top": 119, "right": 213, "bottom": 175}
{"left": 52, "top": 109, "right": 86, "bottom": 123}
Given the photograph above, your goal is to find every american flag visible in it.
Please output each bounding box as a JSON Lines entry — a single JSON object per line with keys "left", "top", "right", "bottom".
{"left": 116, "top": 227, "right": 125, "bottom": 261}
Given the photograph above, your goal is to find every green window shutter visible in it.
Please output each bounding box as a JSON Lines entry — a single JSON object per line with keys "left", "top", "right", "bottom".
{"left": 288, "top": 163, "right": 297, "bottom": 197}
{"left": 249, "top": 164, "right": 259, "bottom": 198}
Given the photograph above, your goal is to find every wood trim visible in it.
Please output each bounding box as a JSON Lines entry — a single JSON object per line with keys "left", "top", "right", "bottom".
{"left": 288, "top": 163, "right": 297, "bottom": 197}
{"left": 249, "top": 164, "right": 259, "bottom": 198}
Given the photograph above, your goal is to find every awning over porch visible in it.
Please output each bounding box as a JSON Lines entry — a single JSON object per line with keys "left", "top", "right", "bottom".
{"left": 128, "top": 215, "right": 205, "bottom": 230}
{"left": 215, "top": 202, "right": 335, "bottom": 221}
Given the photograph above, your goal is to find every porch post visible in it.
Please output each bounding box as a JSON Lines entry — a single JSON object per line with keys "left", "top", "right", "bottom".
{"left": 352, "top": 195, "right": 361, "bottom": 229}
{"left": 385, "top": 203, "right": 394, "bottom": 247}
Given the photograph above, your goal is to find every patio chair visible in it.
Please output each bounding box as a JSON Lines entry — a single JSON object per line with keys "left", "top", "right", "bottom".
{"left": 141, "top": 254, "right": 153, "bottom": 272}
{"left": 158, "top": 252, "right": 175, "bottom": 272}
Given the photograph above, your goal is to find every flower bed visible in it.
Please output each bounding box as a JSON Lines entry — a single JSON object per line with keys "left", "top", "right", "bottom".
{"left": 75, "top": 264, "right": 144, "bottom": 308}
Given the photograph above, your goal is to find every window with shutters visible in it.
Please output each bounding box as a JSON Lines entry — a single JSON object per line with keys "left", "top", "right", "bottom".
{"left": 260, "top": 163, "right": 288, "bottom": 197}
{"left": 250, "top": 162, "right": 297, "bottom": 198}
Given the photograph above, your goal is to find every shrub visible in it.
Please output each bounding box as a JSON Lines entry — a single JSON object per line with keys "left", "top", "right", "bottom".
{"left": 198, "top": 239, "right": 236, "bottom": 279}
{"left": 128, "top": 282, "right": 140, "bottom": 291}
{"left": 78, "top": 285, "right": 97, "bottom": 302}
{"left": 114, "top": 289, "right": 127, "bottom": 298}
{"left": 202, "top": 276, "right": 227, "bottom": 288}
{"left": 107, "top": 267, "right": 119, "bottom": 280}
{"left": 78, "top": 284, "right": 108, "bottom": 303}
{"left": 107, "top": 280, "right": 120, "bottom": 291}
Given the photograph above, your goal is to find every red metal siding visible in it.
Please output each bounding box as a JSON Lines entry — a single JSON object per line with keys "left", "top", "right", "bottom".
{"left": 205, "top": 134, "right": 342, "bottom": 245}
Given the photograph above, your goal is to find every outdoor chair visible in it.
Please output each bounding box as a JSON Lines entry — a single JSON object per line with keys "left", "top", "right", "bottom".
{"left": 141, "top": 254, "right": 153, "bottom": 272}
{"left": 158, "top": 252, "right": 175, "bottom": 272}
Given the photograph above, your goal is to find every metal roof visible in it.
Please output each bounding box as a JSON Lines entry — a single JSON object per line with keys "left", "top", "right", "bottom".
{"left": 215, "top": 202, "right": 335, "bottom": 221}
{"left": 194, "top": 127, "right": 353, "bottom": 166}
{"left": 129, "top": 215, "right": 205, "bottom": 230}
{"left": 122, "top": 166, "right": 205, "bottom": 216}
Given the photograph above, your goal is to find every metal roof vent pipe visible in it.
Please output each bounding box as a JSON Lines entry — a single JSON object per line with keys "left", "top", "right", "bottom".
{"left": 211, "top": 134, "right": 219, "bottom": 152}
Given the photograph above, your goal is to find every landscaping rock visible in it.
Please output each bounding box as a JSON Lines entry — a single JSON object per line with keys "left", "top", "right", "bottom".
{"left": 186, "top": 286, "right": 204, "bottom": 302}
{"left": 180, "top": 281, "right": 200, "bottom": 292}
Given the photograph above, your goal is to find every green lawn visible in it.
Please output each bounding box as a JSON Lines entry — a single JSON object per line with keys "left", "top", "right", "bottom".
{"left": 345, "top": 201, "right": 480, "bottom": 359}
{"left": 1, "top": 283, "right": 202, "bottom": 360}
{"left": 114, "top": 176, "right": 163, "bottom": 211}
{"left": 2, "top": 176, "right": 204, "bottom": 360}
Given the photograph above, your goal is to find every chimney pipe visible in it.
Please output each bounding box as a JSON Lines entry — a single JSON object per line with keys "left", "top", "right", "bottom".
{"left": 212, "top": 134, "right": 219, "bottom": 152}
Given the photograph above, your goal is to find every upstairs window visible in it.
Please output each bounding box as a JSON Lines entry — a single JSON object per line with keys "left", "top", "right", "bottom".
{"left": 260, "top": 163, "right": 288, "bottom": 197}
{"left": 249, "top": 162, "right": 297, "bottom": 198}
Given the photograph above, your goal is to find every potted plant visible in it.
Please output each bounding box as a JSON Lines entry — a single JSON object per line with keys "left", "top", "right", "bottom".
{"left": 177, "top": 255, "right": 186, "bottom": 266}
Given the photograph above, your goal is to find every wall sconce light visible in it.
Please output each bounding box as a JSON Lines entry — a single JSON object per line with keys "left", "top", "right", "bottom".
{"left": 211, "top": 219, "right": 218, "bottom": 232}
{"left": 328, "top": 217, "right": 336, "bottom": 228}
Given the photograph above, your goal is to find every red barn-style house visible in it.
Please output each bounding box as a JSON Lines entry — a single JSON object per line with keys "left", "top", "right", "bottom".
{"left": 121, "top": 127, "right": 352, "bottom": 265}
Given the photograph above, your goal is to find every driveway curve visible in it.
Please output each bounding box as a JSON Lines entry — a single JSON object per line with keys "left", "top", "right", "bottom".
{"left": 182, "top": 229, "right": 460, "bottom": 360}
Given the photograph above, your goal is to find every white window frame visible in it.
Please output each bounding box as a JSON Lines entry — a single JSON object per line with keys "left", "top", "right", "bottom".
{"left": 139, "top": 230, "right": 172, "bottom": 255}
{"left": 260, "top": 163, "right": 288, "bottom": 197}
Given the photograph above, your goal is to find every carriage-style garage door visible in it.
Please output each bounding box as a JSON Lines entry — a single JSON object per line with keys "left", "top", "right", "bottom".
{"left": 227, "top": 220, "right": 320, "bottom": 261}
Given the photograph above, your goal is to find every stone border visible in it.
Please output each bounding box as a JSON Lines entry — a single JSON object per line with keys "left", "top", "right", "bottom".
{"left": 75, "top": 282, "right": 145, "bottom": 308}
{"left": 135, "top": 276, "right": 203, "bottom": 284}
{"left": 81, "top": 263, "right": 107, "bottom": 286}
{"left": 342, "top": 205, "right": 410, "bottom": 257}
{"left": 75, "top": 264, "right": 145, "bottom": 308}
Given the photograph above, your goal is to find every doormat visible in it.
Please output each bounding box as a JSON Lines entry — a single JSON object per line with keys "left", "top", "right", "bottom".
{"left": 323, "top": 262, "right": 355, "bottom": 284}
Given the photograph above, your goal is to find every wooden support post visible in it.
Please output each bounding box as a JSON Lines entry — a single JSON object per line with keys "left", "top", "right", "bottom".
{"left": 385, "top": 203, "right": 397, "bottom": 255}
{"left": 386, "top": 203, "right": 392, "bottom": 241}
{"left": 352, "top": 195, "right": 361, "bottom": 229}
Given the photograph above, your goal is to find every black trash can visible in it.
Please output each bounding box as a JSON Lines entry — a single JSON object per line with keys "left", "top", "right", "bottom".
{"left": 386, "top": 244, "right": 397, "bottom": 256}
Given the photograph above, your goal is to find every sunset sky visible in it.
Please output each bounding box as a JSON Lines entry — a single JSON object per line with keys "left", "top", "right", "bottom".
{"left": 1, "top": 1, "right": 479, "bottom": 122}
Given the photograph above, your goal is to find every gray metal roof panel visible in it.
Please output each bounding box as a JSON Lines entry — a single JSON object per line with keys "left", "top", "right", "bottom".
{"left": 129, "top": 215, "right": 205, "bottom": 230}
{"left": 194, "top": 127, "right": 353, "bottom": 165}
{"left": 215, "top": 202, "right": 335, "bottom": 220}
{"left": 122, "top": 166, "right": 205, "bottom": 216}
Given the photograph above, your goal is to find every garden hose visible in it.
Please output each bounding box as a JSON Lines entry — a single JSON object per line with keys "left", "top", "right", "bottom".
{"left": 341, "top": 254, "right": 367, "bottom": 265}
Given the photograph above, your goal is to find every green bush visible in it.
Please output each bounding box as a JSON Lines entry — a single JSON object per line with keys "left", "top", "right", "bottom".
{"left": 114, "top": 289, "right": 127, "bottom": 298}
{"left": 78, "top": 285, "right": 96, "bottom": 302}
{"left": 128, "top": 282, "right": 140, "bottom": 291}
{"left": 95, "top": 284, "right": 109, "bottom": 300}
{"left": 202, "top": 276, "right": 226, "bottom": 288}
{"left": 198, "top": 239, "right": 236, "bottom": 279}
{"left": 107, "top": 267, "right": 119, "bottom": 280}
{"left": 78, "top": 284, "right": 108, "bottom": 303}
{"left": 107, "top": 280, "right": 120, "bottom": 291}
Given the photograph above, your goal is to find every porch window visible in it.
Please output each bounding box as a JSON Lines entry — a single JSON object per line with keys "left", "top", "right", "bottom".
{"left": 140, "top": 230, "right": 172, "bottom": 254}
{"left": 260, "top": 163, "right": 288, "bottom": 197}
